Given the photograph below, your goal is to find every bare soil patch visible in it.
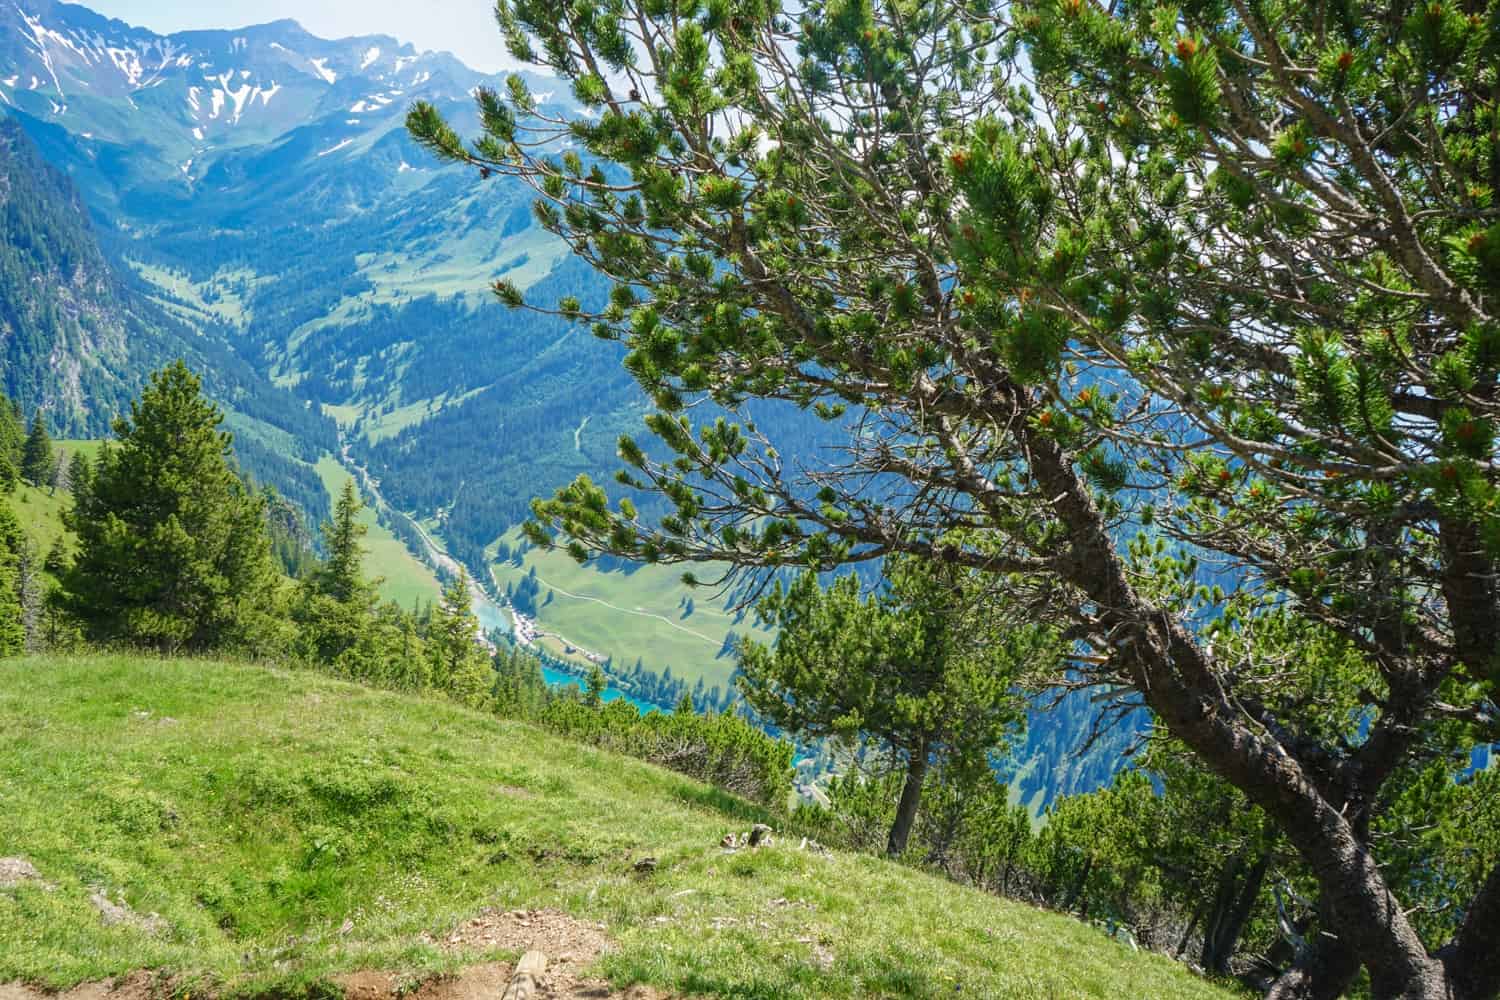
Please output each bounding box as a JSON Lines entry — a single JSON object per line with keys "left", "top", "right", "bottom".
{"left": 341, "top": 908, "right": 673, "bottom": 1000}
{"left": 1, "top": 911, "right": 671, "bottom": 1000}
{"left": 0, "top": 973, "right": 157, "bottom": 1000}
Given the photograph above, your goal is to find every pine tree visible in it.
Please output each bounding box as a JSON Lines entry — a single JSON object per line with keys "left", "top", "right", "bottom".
{"left": 19, "top": 414, "right": 52, "bottom": 488}
{"left": 409, "top": 0, "right": 1500, "bottom": 990}
{"left": 740, "top": 557, "right": 1053, "bottom": 856}
{"left": 0, "top": 397, "right": 23, "bottom": 494}
{"left": 0, "top": 500, "right": 26, "bottom": 656}
{"left": 59, "top": 361, "right": 281, "bottom": 653}
{"left": 296, "top": 479, "right": 380, "bottom": 665}
{"left": 426, "top": 569, "right": 491, "bottom": 707}
{"left": 66, "top": 452, "right": 91, "bottom": 498}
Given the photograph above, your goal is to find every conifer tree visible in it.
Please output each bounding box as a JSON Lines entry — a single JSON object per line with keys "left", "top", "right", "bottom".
{"left": 0, "top": 501, "right": 25, "bottom": 656}
{"left": 19, "top": 414, "right": 52, "bottom": 488}
{"left": 59, "top": 361, "right": 281, "bottom": 653}
{"left": 0, "top": 397, "right": 23, "bottom": 494}
{"left": 426, "top": 569, "right": 491, "bottom": 707}
{"left": 296, "top": 479, "right": 380, "bottom": 665}
{"left": 66, "top": 452, "right": 91, "bottom": 499}
{"left": 584, "top": 662, "right": 606, "bottom": 708}
{"left": 493, "top": 646, "right": 548, "bottom": 715}
{"left": 740, "top": 557, "right": 1052, "bottom": 855}
{"left": 319, "top": 480, "right": 373, "bottom": 604}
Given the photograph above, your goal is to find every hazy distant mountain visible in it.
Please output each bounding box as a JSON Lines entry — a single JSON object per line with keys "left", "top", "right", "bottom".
{"left": 0, "top": 1, "right": 533, "bottom": 182}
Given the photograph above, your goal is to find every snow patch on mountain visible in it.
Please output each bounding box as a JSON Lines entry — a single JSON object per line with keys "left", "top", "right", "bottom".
{"left": 316, "top": 137, "right": 353, "bottom": 157}
{"left": 308, "top": 57, "right": 335, "bottom": 84}
{"left": 361, "top": 46, "right": 380, "bottom": 70}
{"left": 18, "top": 10, "right": 64, "bottom": 97}
{"left": 226, "top": 82, "right": 250, "bottom": 121}
{"left": 105, "top": 46, "right": 141, "bottom": 85}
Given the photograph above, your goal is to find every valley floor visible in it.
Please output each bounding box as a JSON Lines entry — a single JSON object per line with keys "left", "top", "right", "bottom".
{"left": 0, "top": 656, "right": 1241, "bottom": 1000}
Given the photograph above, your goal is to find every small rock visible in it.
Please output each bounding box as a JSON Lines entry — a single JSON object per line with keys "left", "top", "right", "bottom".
{"left": 92, "top": 890, "right": 132, "bottom": 926}
{"left": 632, "top": 857, "right": 658, "bottom": 874}
{"left": 338, "top": 918, "right": 355, "bottom": 936}
{"left": 749, "top": 823, "right": 773, "bottom": 847}
{"left": 720, "top": 832, "right": 739, "bottom": 849}
{"left": 0, "top": 857, "right": 48, "bottom": 890}
{"left": 90, "top": 890, "right": 167, "bottom": 936}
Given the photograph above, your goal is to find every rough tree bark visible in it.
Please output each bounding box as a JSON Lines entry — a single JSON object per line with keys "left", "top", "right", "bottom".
{"left": 886, "top": 736, "right": 931, "bottom": 857}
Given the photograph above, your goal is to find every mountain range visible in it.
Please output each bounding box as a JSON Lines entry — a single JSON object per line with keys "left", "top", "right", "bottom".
{"left": 0, "top": 0, "right": 637, "bottom": 561}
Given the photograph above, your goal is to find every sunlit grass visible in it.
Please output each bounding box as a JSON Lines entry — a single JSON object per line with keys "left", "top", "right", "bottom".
{"left": 0, "top": 655, "right": 1245, "bottom": 999}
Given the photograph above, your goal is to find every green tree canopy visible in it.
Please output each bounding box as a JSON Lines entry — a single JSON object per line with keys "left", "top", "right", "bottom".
{"left": 295, "top": 479, "right": 382, "bottom": 666}
{"left": 427, "top": 569, "right": 493, "bottom": 707}
{"left": 19, "top": 413, "right": 52, "bottom": 488}
{"left": 410, "top": 0, "right": 1500, "bottom": 994}
{"left": 59, "top": 361, "right": 281, "bottom": 654}
{"left": 740, "top": 557, "right": 1051, "bottom": 855}
{"left": 0, "top": 500, "right": 26, "bottom": 656}
{"left": 0, "top": 396, "right": 23, "bottom": 493}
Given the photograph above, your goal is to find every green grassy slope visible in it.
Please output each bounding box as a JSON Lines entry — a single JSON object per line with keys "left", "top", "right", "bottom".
{"left": 489, "top": 528, "right": 768, "bottom": 690}
{"left": 313, "top": 456, "right": 442, "bottom": 609}
{"left": 7, "top": 483, "right": 71, "bottom": 560}
{"left": 0, "top": 656, "right": 1241, "bottom": 1000}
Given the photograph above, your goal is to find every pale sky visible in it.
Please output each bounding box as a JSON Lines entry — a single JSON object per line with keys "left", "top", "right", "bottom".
{"left": 84, "top": 0, "right": 521, "bottom": 73}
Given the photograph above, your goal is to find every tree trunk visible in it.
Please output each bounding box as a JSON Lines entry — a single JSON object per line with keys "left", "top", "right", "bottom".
{"left": 1201, "top": 853, "right": 1246, "bottom": 974}
{"left": 1264, "top": 933, "right": 1361, "bottom": 1000}
{"left": 886, "top": 736, "right": 929, "bottom": 857}
{"left": 1010, "top": 425, "right": 1459, "bottom": 998}
{"left": 1175, "top": 904, "right": 1202, "bottom": 961}
{"left": 1203, "top": 851, "right": 1270, "bottom": 976}
{"left": 1442, "top": 862, "right": 1500, "bottom": 999}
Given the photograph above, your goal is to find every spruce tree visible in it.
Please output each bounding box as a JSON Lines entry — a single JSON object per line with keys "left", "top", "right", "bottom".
{"left": 59, "top": 361, "right": 280, "bottom": 653}
{"left": 319, "top": 480, "right": 374, "bottom": 604}
{"left": 0, "top": 397, "right": 23, "bottom": 494}
{"left": 0, "top": 500, "right": 25, "bottom": 656}
{"left": 19, "top": 414, "right": 51, "bottom": 488}
{"left": 426, "top": 569, "right": 491, "bottom": 707}
{"left": 66, "top": 452, "right": 91, "bottom": 499}
{"left": 584, "top": 662, "right": 606, "bottom": 708}
{"left": 296, "top": 479, "right": 380, "bottom": 665}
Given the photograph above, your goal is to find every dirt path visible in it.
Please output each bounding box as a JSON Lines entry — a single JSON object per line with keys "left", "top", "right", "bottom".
{"left": 1, "top": 910, "right": 673, "bottom": 1000}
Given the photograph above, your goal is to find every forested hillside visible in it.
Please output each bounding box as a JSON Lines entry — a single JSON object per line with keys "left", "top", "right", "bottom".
{"left": 0, "top": 116, "right": 335, "bottom": 517}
